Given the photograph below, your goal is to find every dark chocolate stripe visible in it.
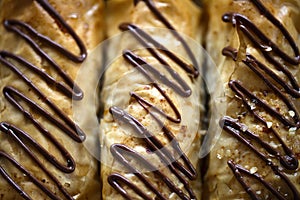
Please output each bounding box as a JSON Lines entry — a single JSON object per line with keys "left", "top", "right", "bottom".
{"left": 0, "top": 0, "right": 88, "bottom": 199}
{"left": 122, "top": 51, "right": 197, "bottom": 179}
{"left": 108, "top": 173, "right": 153, "bottom": 200}
{"left": 228, "top": 76, "right": 298, "bottom": 128}
{"left": 134, "top": 0, "right": 199, "bottom": 78}
{"left": 4, "top": 19, "right": 83, "bottom": 100}
{"left": 109, "top": 144, "right": 191, "bottom": 200}
{"left": 35, "top": 0, "right": 87, "bottom": 62}
{"left": 110, "top": 106, "right": 196, "bottom": 180}
{"left": 0, "top": 151, "right": 62, "bottom": 200}
{"left": 108, "top": 49, "right": 197, "bottom": 198}
{"left": 220, "top": 117, "right": 300, "bottom": 199}
{"left": 243, "top": 53, "right": 299, "bottom": 125}
{"left": 221, "top": 0, "right": 300, "bottom": 198}
{"left": 109, "top": 107, "right": 196, "bottom": 199}
{"left": 0, "top": 115, "right": 76, "bottom": 173}
{"left": 0, "top": 52, "right": 85, "bottom": 142}
{"left": 250, "top": 0, "right": 300, "bottom": 64}
{"left": 0, "top": 123, "right": 74, "bottom": 200}
{"left": 228, "top": 80, "right": 298, "bottom": 169}
{"left": 123, "top": 50, "right": 182, "bottom": 123}
{"left": 120, "top": 23, "right": 195, "bottom": 91}
{"left": 223, "top": 11, "right": 300, "bottom": 97}
{"left": 227, "top": 160, "right": 290, "bottom": 200}
{"left": 220, "top": 116, "right": 298, "bottom": 171}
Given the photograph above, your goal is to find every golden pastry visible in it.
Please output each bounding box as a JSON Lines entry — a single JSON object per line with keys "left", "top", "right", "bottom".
{"left": 204, "top": 0, "right": 300, "bottom": 199}
{"left": 100, "top": 0, "right": 203, "bottom": 199}
{"left": 0, "top": 0, "right": 104, "bottom": 199}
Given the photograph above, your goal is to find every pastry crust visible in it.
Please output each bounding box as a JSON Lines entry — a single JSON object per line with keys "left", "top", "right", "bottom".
{"left": 0, "top": 0, "right": 103, "bottom": 199}
{"left": 204, "top": 0, "right": 300, "bottom": 199}
{"left": 100, "top": 0, "right": 203, "bottom": 199}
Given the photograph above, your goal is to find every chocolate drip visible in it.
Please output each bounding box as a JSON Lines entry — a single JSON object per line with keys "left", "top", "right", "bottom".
{"left": 109, "top": 107, "right": 196, "bottom": 199}
{"left": 0, "top": 0, "right": 87, "bottom": 199}
{"left": 228, "top": 77, "right": 299, "bottom": 128}
{"left": 133, "top": 0, "right": 199, "bottom": 78}
{"left": 0, "top": 151, "right": 62, "bottom": 200}
{"left": 108, "top": 49, "right": 198, "bottom": 198}
{"left": 222, "top": 46, "right": 237, "bottom": 61}
{"left": 223, "top": 47, "right": 300, "bottom": 126}
{"left": 228, "top": 80, "right": 298, "bottom": 169}
{"left": 122, "top": 50, "right": 197, "bottom": 179}
{"left": 249, "top": 0, "right": 300, "bottom": 64}
{"left": 221, "top": 0, "right": 300, "bottom": 199}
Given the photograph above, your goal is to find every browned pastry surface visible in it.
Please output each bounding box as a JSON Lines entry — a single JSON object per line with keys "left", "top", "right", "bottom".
{"left": 100, "top": 0, "right": 203, "bottom": 199}
{"left": 204, "top": 0, "right": 300, "bottom": 199}
{"left": 0, "top": 0, "right": 104, "bottom": 199}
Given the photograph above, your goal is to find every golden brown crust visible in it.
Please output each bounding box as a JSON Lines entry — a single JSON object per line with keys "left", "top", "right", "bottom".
{"left": 0, "top": 0, "right": 104, "bottom": 199}
{"left": 100, "top": 0, "right": 203, "bottom": 199}
{"left": 204, "top": 0, "right": 300, "bottom": 199}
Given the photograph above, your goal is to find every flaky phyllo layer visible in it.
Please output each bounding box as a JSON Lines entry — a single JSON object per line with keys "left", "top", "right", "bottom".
{"left": 204, "top": 0, "right": 300, "bottom": 199}
{"left": 0, "top": 0, "right": 103, "bottom": 199}
{"left": 0, "top": 0, "right": 299, "bottom": 200}
{"left": 100, "top": 0, "right": 203, "bottom": 199}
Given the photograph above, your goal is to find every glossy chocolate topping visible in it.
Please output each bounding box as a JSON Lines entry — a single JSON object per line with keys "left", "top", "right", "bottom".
{"left": 134, "top": 0, "right": 199, "bottom": 78}
{"left": 109, "top": 143, "right": 193, "bottom": 200}
{"left": 0, "top": 0, "right": 87, "bottom": 199}
{"left": 220, "top": 117, "right": 300, "bottom": 200}
{"left": 107, "top": 0, "right": 199, "bottom": 199}
{"left": 120, "top": 23, "right": 193, "bottom": 97}
{"left": 221, "top": 0, "right": 300, "bottom": 199}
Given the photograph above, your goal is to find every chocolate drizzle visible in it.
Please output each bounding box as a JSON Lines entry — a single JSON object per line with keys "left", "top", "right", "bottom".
{"left": 123, "top": 49, "right": 183, "bottom": 123}
{"left": 108, "top": 143, "right": 192, "bottom": 200}
{"left": 0, "top": 124, "right": 74, "bottom": 200}
{"left": 107, "top": 0, "right": 199, "bottom": 199}
{"left": 3, "top": 18, "right": 84, "bottom": 100}
{"left": 120, "top": 23, "right": 193, "bottom": 97}
{"left": 0, "top": 0, "right": 87, "bottom": 199}
{"left": 220, "top": 0, "right": 300, "bottom": 199}
{"left": 109, "top": 105, "right": 196, "bottom": 197}
{"left": 220, "top": 115, "right": 298, "bottom": 171}
{"left": 227, "top": 159, "right": 298, "bottom": 200}
{"left": 134, "top": 0, "right": 199, "bottom": 78}
{"left": 220, "top": 117, "right": 300, "bottom": 200}
{"left": 0, "top": 52, "right": 85, "bottom": 142}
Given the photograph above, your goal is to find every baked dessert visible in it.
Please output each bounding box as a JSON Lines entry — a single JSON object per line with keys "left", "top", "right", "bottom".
{"left": 100, "top": 0, "right": 203, "bottom": 199}
{"left": 0, "top": 0, "right": 103, "bottom": 199}
{"left": 204, "top": 0, "right": 300, "bottom": 199}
